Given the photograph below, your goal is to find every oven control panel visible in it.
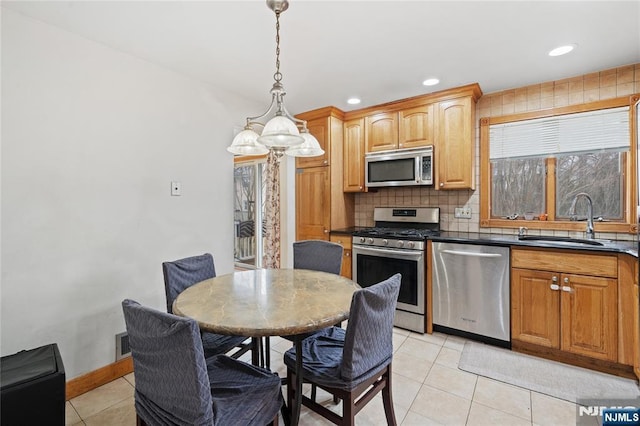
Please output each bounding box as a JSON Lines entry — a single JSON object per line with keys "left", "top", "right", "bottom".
{"left": 352, "top": 236, "right": 424, "bottom": 250}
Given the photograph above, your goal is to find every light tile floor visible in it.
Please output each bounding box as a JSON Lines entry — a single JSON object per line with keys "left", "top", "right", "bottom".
{"left": 66, "top": 328, "right": 579, "bottom": 425}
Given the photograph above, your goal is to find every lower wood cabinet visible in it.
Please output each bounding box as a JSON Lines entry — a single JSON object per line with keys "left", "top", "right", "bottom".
{"left": 511, "top": 248, "right": 618, "bottom": 362}
{"left": 329, "top": 234, "right": 352, "bottom": 279}
{"left": 634, "top": 262, "right": 640, "bottom": 380}
{"left": 511, "top": 268, "right": 561, "bottom": 348}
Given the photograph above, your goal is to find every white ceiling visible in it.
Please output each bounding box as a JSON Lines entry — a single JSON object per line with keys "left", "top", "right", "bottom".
{"left": 4, "top": 1, "right": 640, "bottom": 114}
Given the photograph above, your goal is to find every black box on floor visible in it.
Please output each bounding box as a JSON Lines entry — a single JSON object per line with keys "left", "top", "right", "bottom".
{"left": 1, "top": 343, "right": 66, "bottom": 426}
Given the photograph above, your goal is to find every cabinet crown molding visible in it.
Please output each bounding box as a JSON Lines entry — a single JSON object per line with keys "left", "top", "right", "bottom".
{"left": 344, "top": 83, "right": 482, "bottom": 120}
{"left": 295, "top": 106, "right": 345, "bottom": 121}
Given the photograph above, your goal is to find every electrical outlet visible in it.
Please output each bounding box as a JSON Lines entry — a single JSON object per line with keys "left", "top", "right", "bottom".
{"left": 454, "top": 207, "right": 472, "bottom": 219}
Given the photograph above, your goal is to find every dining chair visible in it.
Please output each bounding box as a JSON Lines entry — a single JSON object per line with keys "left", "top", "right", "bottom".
{"left": 162, "top": 253, "right": 253, "bottom": 360}
{"left": 283, "top": 273, "right": 402, "bottom": 426}
{"left": 293, "top": 240, "right": 344, "bottom": 275}
{"left": 271, "top": 240, "right": 345, "bottom": 366}
{"left": 121, "top": 299, "right": 283, "bottom": 426}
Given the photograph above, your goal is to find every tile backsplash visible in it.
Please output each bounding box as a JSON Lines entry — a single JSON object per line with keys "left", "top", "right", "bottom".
{"left": 355, "top": 187, "right": 479, "bottom": 232}
{"left": 354, "top": 63, "right": 640, "bottom": 242}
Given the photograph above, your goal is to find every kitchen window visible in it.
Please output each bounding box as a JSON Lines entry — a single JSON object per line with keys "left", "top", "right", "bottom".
{"left": 555, "top": 151, "right": 624, "bottom": 220}
{"left": 491, "top": 157, "right": 545, "bottom": 219}
{"left": 480, "top": 97, "right": 637, "bottom": 234}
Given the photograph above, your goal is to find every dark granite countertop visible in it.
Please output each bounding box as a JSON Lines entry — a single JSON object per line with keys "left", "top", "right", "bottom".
{"left": 431, "top": 232, "right": 638, "bottom": 257}
{"left": 330, "top": 227, "right": 367, "bottom": 235}
{"left": 331, "top": 228, "right": 638, "bottom": 257}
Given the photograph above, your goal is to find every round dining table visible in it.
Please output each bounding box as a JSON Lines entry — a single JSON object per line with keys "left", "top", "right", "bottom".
{"left": 172, "top": 268, "right": 360, "bottom": 426}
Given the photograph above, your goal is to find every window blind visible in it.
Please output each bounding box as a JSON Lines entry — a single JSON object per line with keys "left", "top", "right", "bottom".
{"left": 489, "top": 106, "right": 630, "bottom": 160}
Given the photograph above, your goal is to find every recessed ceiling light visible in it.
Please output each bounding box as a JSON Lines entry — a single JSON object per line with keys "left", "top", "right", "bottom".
{"left": 347, "top": 97, "right": 361, "bottom": 105}
{"left": 548, "top": 44, "right": 576, "bottom": 57}
{"left": 422, "top": 78, "right": 440, "bottom": 86}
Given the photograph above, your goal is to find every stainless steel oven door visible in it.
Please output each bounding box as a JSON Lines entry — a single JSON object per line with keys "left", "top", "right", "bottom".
{"left": 352, "top": 245, "right": 425, "bottom": 315}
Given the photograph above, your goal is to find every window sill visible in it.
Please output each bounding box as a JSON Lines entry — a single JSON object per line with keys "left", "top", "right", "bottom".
{"left": 480, "top": 218, "right": 636, "bottom": 235}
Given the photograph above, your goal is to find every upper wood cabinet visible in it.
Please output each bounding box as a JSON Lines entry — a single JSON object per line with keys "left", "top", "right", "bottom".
{"left": 343, "top": 118, "right": 366, "bottom": 192}
{"left": 399, "top": 104, "right": 435, "bottom": 149}
{"left": 295, "top": 117, "right": 330, "bottom": 169}
{"left": 365, "top": 104, "right": 435, "bottom": 153}
{"left": 434, "top": 96, "right": 475, "bottom": 190}
{"left": 365, "top": 112, "right": 398, "bottom": 152}
{"left": 295, "top": 107, "right": 354, "bottom": 241}
{"left": 349, "top": 83, "right": 482, "bottom": 191}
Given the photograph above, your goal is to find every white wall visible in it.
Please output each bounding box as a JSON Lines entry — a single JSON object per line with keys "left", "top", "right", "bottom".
{"left": 0, "top": 9, "right": 266, "bottom": 379}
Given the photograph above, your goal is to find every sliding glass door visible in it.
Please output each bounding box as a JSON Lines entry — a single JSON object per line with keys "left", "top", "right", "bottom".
{"left": 233, "top": 159, "right": 266, "bottom": 268}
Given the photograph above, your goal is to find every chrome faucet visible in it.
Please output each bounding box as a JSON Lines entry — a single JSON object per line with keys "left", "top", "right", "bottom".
{"left": 568, "top": 193, "right": 595, "bottom": 239}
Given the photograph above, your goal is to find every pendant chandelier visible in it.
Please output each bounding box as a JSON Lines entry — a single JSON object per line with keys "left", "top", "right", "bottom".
{"left": 227, "top": 0, "right": 324, "bottom": 158}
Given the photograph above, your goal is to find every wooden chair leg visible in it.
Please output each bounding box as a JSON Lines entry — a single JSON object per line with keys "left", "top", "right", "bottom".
{"left": 382, "top": 366, "right": 397, "bottom": 426}
{"left": 265, "top": 336, "right": 271, "bottom": 369}
{"left": 251, "top": 337, "right": 260, "bottom": 366}
{"left": 310, "top": 383, "right": 338, "bottom": 404}
{"left": 286, "top": 368, "right": 294, "bottom": 417}
{"left": 270, "top": 414, "right": 279, "bottom": 426}
{"left": 136, "top": 414, "right": 146, "bottom": 426}
{"left": 343, "top": 392, "right": 356, "bottom": 426}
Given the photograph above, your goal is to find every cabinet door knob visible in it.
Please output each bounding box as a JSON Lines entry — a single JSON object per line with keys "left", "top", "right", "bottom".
{"left": 439, "top": 182, "right": 444, "bottom": 187}
{"left": 323, "top": 160, "right": 328, "bottom": 165}
{"left": 345, "top": 252, "right": 351, "bottom": 257}
{"left": 563, "top": 277, "right": 569, "bottom": 284}
{"left": 323, "top": 229, "right": 329, "bottom": 234}
{"left": 359, "top": 186, "right": 363, "bottom": 190}
{"left": 552, "top": 276, "right": 558, "bottom": 283}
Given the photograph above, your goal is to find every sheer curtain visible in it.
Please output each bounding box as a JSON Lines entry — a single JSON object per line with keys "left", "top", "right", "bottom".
{"left": 263, "top": 150, "right": 281, "bottom": 268}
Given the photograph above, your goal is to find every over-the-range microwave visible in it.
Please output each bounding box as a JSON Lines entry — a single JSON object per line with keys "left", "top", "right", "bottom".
{"left": 365, "top": 146, "right": 433, "bottom": 187}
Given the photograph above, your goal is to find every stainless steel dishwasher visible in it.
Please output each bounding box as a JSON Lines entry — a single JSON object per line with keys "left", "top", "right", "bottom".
{"left": 432, "top": 242, "right": 510, "bottom": 346}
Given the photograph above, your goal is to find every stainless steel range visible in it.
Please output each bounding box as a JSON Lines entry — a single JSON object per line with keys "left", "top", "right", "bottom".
{"left": 352, "top": 207, "right": 440, "bottom": 333}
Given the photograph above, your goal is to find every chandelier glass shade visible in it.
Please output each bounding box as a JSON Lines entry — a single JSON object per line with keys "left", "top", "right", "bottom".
{"left": 285, "top": 130, "right": 325, "bottom": 157}
{"left": 227, "top": 128, "right": 268, "bottom": 156}
{"left": 227, "top": 0, "right": 324, "bottom": 158}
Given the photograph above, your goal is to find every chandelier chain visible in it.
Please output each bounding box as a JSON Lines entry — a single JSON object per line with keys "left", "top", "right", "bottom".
{"left": 274, "top": 11, "right": 282, "bottom": 83}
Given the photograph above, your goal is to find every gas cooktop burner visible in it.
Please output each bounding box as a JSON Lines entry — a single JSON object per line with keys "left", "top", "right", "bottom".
{"left": 353, "top": 207, "right": 440, "bottom": 246}
{"left": 354, "top": 227, "right": 440, "bottom": 240}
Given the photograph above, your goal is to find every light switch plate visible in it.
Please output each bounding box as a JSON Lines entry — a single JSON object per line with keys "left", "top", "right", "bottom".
{"left": 171, "top": 181, "right": 181, "bottom": 196}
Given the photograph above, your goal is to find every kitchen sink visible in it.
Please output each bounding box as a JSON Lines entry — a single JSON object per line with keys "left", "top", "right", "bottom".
{"left": 517, "top": 235, "right": 606, "bottom": 246}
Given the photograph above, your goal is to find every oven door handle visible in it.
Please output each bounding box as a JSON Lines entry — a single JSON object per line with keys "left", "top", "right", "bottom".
{"left": 440, "top": 249, "right": 503, "bottom": 258}
{"left": 354, "top": 246, "right": 423, "bottom": 258}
